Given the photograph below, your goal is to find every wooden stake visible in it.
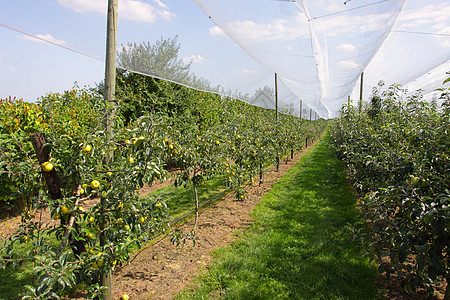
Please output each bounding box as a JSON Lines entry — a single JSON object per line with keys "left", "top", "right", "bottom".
{"left": 30, "top": 132, "right": 62, "bottom": 199}
{"left": 100, "top": 0, "right": 118, "bottom": 298}
{"left": 359, "top": 72, "right": 364, "bottom": 112}
{"left": 275, "top": 73, "right": 279, "bottom": 121}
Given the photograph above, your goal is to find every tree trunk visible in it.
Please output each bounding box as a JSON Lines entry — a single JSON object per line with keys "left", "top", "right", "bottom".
{"left": 30, "top": 132, "right": 86, "bottom": 257}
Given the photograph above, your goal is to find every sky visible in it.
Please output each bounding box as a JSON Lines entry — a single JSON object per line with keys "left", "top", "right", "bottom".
{"left": 1, "top": 0, "right": 449, "bottom": 118}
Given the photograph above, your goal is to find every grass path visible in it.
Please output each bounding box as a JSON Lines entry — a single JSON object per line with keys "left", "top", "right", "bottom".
{"left": 178, "top": 132, "right": 379, "bottom": 299}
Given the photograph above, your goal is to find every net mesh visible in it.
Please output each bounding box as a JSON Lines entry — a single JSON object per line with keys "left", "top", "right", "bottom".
{"left": 1, "top": 0, "right": 449, "bottom": 118}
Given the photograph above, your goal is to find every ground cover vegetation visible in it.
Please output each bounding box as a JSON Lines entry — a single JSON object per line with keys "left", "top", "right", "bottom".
{"left": 177, "top": 132, "right": 378, "bottom": 299}
{"left": 0, "top": 67, "right": 326, "bottom": 298}
{"left": 329, "top": 77, "right": 450, "bottom": 298}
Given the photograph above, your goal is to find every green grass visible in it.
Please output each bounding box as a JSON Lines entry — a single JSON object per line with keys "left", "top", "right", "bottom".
{"left": 0, "top": 237, "right": 54, "bottom": 300}
{"left": 0, "top": 264, "right": 34, "bottom": 300}
{"left": 143, "top": 176, "right": 229, "bottom": 221}
{"left": 177, "top": 132, "right": 379, "bottom": 299}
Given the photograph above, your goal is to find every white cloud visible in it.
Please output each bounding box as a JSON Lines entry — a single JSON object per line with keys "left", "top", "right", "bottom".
{"left": 58, "top": 0, "right": 105, "bottom": 14}
{"left": 317, "top": 12, "right": 395, "bottom": 38}
{"left": 311, "top": 0, "right": 344, "bottom": 14}
{"left": 153, "top": 0, "right": 167, "bottom": 9}
{"left": 120, "top": 0, "right": 157, "bottom": 22}
{"left": 8, "top": 66, "right": 17, "bottom": 72}
{"left": 339, "top": 60, "right": 361, "bottom": 70}
{"left": 242, "top": 69, "right": 258, "bottom": 74}
{"left": 209, "top": 26, "right": 226, "bottom": 36}
{"left": 158, "top": 9, "right": 175, "bottom": 21}
{"left": 395, "top": 3, "right": 450, "bottom": 48}
{"left": 210, "top": 12, "right": 309, "bottom": 43}
{"left": 336, "top": 43, "right": 355, "bottom": 52}
{"left": 22, "top": 34, "right": 67, "bottom": 46}
{"left": 210, "top": 7, "right": 396, "bottom": 44}
{"left": 58, "top": 0, "right": 175, "bottom": 23}
{"left": 226, "top": 13, "right": 309, "bottom": 43}
{"left": 398, "top": 4, "right": 450, "bottom": 27}
{"left": 182, "top": 54, "right": 205, "bottom": 64}
{"left": 436, "top": 26, "right": 450, "bottom": 47}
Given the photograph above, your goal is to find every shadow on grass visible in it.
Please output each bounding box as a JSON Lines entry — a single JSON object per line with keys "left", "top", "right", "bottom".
{"left": 179, "top": 133, "right": 378, "bottom": 300}
{"left": 144, "top": 177, "right": 227, "bottom": 220}
{"left": 0, "top": 263, "right": 33, "bottom": 299}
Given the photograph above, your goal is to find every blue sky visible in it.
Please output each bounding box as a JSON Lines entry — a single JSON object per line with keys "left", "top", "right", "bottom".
{"left": 0, "top": 0, "right": 216, "bottom": 101}
{"left": 1, "top": 0, "right": 449, "bottom": 118}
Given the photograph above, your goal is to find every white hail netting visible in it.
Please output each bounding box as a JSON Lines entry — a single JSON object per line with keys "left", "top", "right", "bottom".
{"left": 1, "top": 0, "right": 449, "bottom": 118}
{"left": 118, "top": 0, "right": 450, "bottom": 118}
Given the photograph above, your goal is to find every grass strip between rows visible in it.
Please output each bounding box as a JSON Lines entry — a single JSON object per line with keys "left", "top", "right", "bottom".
{"left": 177, "top": 131, "right": 379, "bottom": 299}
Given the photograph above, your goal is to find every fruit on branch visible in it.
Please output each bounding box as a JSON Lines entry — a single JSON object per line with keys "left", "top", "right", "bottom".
{"left": 42, "top": 161, "right": 54, "bottom": 172}
{"left": 82, "top": 144, "right": 92, "bottom": 152}
{"left": 90, "top": 180, "right": 100, "bottom": 189}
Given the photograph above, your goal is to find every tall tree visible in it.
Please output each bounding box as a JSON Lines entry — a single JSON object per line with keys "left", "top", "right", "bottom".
{"left": 117, "top": 35, "right": 192, "bottom": 84}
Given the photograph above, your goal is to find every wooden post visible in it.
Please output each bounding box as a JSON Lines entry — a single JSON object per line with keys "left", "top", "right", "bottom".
{"left": 193, "top": 170, "right": 199, "bottom": 232}
{"left": 275, "top": 73, "right": 279, "bottom": 121}
{"left": 104, "top": 0, "right": 118, "bottom": 136}
{"left": 359, "top": 72, "right": 364, "bottom": 112}
{"left": 259, "top": 163, "right": 263, "bottom": 185}
{"left": 299, "top": 99, "right": 302, "bottom": 119}
{"left": 275, "top": 73, "right": 280, "bottom": 171}
{"left": 100, "top": 0, "right": 118, "bottom": 298}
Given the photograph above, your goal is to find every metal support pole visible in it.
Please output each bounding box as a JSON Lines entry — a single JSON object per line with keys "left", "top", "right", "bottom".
{"left": 275, "top": 73, "right": 279, "bottom": 121}
{"left": 275, "top": 73, "right": 279, "bottom": 170}
{"left": 359, "top": 72, "right": 364, "bottom": 112}
{"left": 299, "top": 99, "right": 302, "bottom": 119}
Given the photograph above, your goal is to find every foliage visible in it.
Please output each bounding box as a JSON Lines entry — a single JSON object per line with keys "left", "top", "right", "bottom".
{"left": 0, "top": 87, "right": 105, "bottom": 211}
{"left": 1, "top": 71, "right": 326, "bottom": 298}
{"left": 177, "top": 133, "right": 378, "bottom": 299}
{"left": 0, "top": 97, "right": 45, "bottom": 209}
{"left": 117, "top": 35, "right": 191, "bottom": 84}
{"left": 114, "top": 69, "right": 223, "bottom": 133}
{"left": 0, "top": 86, "right": 172, "bottom": 299}
{"left": 329, "top": 78, "right": 450, "bottom": 297}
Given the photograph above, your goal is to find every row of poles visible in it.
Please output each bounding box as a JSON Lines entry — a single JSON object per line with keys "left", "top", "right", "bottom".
{"left": 275, "top": 71, "right": 365, "bottom": 121}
